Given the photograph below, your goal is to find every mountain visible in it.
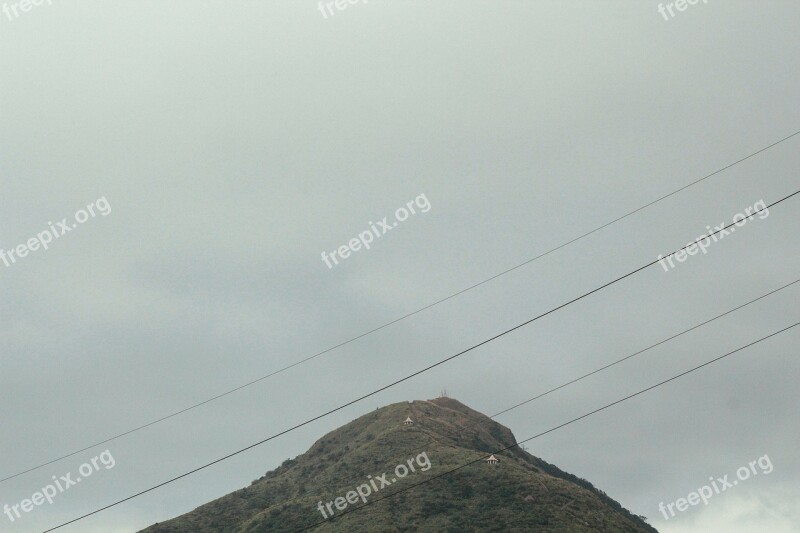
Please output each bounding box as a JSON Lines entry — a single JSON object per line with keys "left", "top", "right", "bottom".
{"left": 141, "top": 398, "right": 657, "bottom": 532}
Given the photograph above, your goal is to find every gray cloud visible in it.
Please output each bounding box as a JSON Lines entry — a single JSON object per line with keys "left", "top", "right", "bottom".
{"left": 1, "top": 1, "right": 798, "bottom": 531}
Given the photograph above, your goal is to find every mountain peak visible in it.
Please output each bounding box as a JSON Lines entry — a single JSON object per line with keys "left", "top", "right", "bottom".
{"left": 142, "top": 398, "right": 656, "bottom": 532}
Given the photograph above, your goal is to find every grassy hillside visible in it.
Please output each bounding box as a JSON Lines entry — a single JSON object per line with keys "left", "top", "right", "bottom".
{"left": 142, "top": 398, "right": 657, "bottom": 532}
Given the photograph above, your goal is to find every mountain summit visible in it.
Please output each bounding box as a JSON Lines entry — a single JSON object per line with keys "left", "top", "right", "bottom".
{"left": 142, "top": 398, "right": 656, "bottom": 532}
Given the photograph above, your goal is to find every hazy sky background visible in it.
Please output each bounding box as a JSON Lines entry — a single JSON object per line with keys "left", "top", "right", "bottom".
{"left": 1, "top": 1, "right": 798, "bottom": 532}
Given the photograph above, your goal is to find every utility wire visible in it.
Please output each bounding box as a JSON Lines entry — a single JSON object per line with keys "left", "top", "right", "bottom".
{"left": 7, "top": 130, "right": 799, "bottom": 485}
{"left": 258, "top": 278, "right": 800, "bottom": 523}
{"left": 294, "top": 321, "right": 800, "bottom": 532}
{"left": 42, "top": 190, "right": 799, "bottom": 531}
{"left": 491, "top": 278, "right": 800, "bottom": 417}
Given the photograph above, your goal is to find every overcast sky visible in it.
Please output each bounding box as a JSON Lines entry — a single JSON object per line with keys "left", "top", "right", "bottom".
{"left": 1, "top": 1, "right": 799, "bottom": 532}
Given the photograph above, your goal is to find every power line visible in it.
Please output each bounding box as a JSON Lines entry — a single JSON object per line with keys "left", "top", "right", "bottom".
{"left": 7, "top": 130, "right": 799, "bottom": 485}
{"left": 491, "top": 278, "right": 799, "bottom": 417}
{"left": 294, "top": 322, "right": 800, "bottom": 532}
{"left": 42, "top": 190, "right": 799, "bottom": 531}
{"left": 253, "top": 278, "right": 799, "bottom": 522}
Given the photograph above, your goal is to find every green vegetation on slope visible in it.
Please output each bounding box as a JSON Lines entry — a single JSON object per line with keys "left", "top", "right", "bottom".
{"left": 142, "top": 398, "right": 656, "bottom": 532}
